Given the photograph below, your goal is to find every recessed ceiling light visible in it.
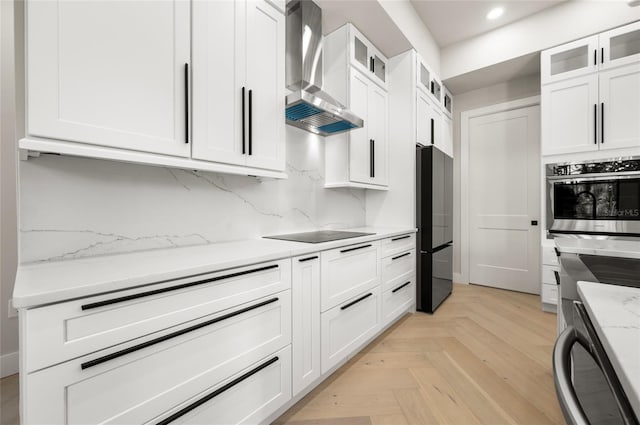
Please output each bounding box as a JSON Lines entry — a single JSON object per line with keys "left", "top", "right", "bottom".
{"left": 628, "top": 0, "right": 640, "bottom": 7}
{"left": 486, "top": 7, "right": 504, "bottom": 20}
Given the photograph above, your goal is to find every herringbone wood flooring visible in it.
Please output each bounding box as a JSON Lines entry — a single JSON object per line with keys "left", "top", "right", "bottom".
{"left": 0, "top": 284, "right": 563, "bottom": 425}
{"left": 274, "top": 283, "right": 563, "bottom": 425}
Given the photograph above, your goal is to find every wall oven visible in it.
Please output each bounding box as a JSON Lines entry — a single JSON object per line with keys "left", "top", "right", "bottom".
{"left": 546, "top": 157, "right": 640, "bottom": 237}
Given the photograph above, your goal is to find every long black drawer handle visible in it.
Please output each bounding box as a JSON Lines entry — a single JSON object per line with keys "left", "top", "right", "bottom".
{"left": 369, "top": 139, "right": 374, "bottom": 178}
{"left": 81, "top": 264, "right": 279, "bottom": 310}
{"left": 156, "top": 356, "right": 279, "bottom": 425}
{"left": 601, "top": 102, "right": 604, "bottom": 144}
{"left": 594, "top": 104, "right": 597, "bottom": 144}
{"left": 391, "top": 235, "right": 411, "bottom": 242}
{"left": 392, "top": 252, "right": 411, "bottom": 261}
{"left": 82, "top": 297, "right": 279, "bottom": 370}
{"left": 299, "top": 255, "right": 318, "bottom": 262}
{"left": 184, "top": 63, "right": 189, "bottom": 144}
{"left": 340, "top": 244, "right": 372, "bottom": 254}
{"left": 554, "top": 270, "right": 560, "bottom": 286}
{"left": 430, "top": 118, "right": 434, "bottom": 144}
{"left": 341, "top": 293, "right": 372, "bottom": 310}
{"left": 392, "top": 281, "right": 411, "bottom": 293}
{"left": 554, "top": 247, "right": 560, "bottom": 257}
{"left": 242, "top": 87, "right": 246, "bottom": 154}
{"left": 248, "top": 89, "right": 253, "bottom": 155}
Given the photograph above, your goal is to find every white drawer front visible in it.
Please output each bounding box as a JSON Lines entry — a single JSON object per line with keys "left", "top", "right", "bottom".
{"left": 542, "top": 245, "right": 559, "bottom": 266}
{"left": 24, "top": 292, "right": 291, "bottom": 425}
{"left": 380, "top": 233, "right": 415, "bottom": 258}
{"left": 542, "top": 283, "right": 558, "bottom": 305}
{"left": 381, "top": 249, "right": 415, "bottom": 293}
{"left": 382, "top": 279, "right": 414, "bottom": 327}
{"left": 320, "top": 242, "right": 380, "bottom": 312}
{"left": 25, "top": 259, "right": 291, "bottom": 372}
{"left": 542, "top": 265, "right": 560, "bottom": 285}
{"left": 321, "top": 286, "right": 381, "bottom": 374}
{"left": 160, "top": 346, "right": 292, "bottom": 425}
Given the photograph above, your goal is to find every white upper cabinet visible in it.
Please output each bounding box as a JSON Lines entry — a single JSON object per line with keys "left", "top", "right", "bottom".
{"left": 442, "top": 85, "right": 453, "bottom": 119}
{"left": 541, "top": 36, "right": 599, "bottom": 85}
{"left": 27, "top": 0, "right": 190, "bottom": 157}
{"left": 348, "top": 25, "right": 388, "bottom": 90}
{"left": 192, "top": 0, "right": 284, "bottom": 172}
{"left": 416, "top": 54, "right": 442, "bottom": 105}
{"left": 417, "top": 90, "right": 449, "bottom": 156}
{"left": 541, "top": 21, "right": 640, "bottom": 156}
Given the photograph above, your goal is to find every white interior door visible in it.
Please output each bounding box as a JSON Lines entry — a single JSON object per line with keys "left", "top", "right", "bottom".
{"left": 468, "top": 106, "right": 540, "bottom": 294}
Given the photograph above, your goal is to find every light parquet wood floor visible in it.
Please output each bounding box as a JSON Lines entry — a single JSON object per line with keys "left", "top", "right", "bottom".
{"left": 274, "top": 283, "right": 563, "bottom": 425}
{"left": 0, "top": 284, "right": 562, "bottom": 425}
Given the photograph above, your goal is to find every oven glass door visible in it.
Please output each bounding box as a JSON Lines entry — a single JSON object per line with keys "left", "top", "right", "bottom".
{"left": 554, "top": 178, "right": 640, "bottom": 221}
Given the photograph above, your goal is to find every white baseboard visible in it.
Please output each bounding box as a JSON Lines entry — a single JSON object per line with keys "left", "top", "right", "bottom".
{"left": 1, "top": 351, "right": 19, "bottom": 378}
{"left": 453, "top": 273, "right": 467, "bottom": 284}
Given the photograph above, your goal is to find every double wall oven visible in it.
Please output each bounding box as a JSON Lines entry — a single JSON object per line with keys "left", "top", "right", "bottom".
{"left": 547, "top": 157, "right": 640, "bottom": 425}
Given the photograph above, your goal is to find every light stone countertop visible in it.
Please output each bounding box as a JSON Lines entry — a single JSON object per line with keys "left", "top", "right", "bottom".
{"left": 13, "top": 227, "right": 416, "bottom": 309}
{"left": 555, "top": 238, "right": 640, "bottom": 259}
{"left": 577, "top": 281, "right": 640, "bottom": 418}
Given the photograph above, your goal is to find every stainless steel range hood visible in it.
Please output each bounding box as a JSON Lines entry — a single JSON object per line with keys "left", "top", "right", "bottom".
{"left": 285, "top": 0, "right": 363, "bottom": 136}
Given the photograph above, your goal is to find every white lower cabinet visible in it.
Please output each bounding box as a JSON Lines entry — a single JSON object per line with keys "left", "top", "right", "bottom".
{"left": 321, "top": 286, "right": 381, "bottom": 374}
{"left": 23, "top": 292, "right": 291, "bottom": 424}
{"left": 382, "top": 278, "right": 415, "bottom": 327}
{"left": 541, "top": 242, "right": 559, "bottom": 312}
{"left": 291, "top": 254, "right": 321, "bottom": 397}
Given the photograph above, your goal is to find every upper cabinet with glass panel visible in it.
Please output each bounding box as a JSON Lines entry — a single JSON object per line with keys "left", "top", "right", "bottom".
{"left": 600, "top": 21, "right": 640, "bottom": 70}
{"left": 347, "top": 24, "right": 388, "bottom": 90}
{"left": 541, "top": 35, "right": 599, "bottom": 84}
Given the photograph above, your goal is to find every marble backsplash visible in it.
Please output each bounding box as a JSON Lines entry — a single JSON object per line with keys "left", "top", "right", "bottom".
{"left": 19, "top": 127, "right": 366, "bottom": 263}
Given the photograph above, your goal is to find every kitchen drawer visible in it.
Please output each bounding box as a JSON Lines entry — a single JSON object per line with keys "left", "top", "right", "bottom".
{"left": 320, "top": 242, "right": 380, "bottom": 312}
{"left": 381, "top": 249, "right": 415, "bottom": 292}
{"left": 542, "top": 264, "right": 560, "bottom": 285}
{"left": 156, "top": 346, "right": 291, "bottom": 425}
{"left": 542, "top": 283, "right": 558, "bottom": 305}
{"left": 380, "top": 233, "right": 415, "bottom": 258}
{"left": 542, "top": 244, "right": 559, "bottom": 266}
{"left": 24, "top": 259, "right": 291, "bottom": 372}
{"left": 382, "top": 278, "right": 414, "bottom": 327}
{"left": 24, "top": 292, "right": 291, "bottom": 425}
{"left": 321, "top": 286, "right": 381, "bottom": 373}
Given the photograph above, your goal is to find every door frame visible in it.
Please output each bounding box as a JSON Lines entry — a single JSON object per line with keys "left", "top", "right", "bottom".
{"left": 458, "top": 95, "right": 540, "bottom": 285}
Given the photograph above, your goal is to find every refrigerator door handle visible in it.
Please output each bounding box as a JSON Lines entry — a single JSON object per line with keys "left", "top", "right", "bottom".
{"left": 432, "top": 242, "right": 452, "bottom": 253}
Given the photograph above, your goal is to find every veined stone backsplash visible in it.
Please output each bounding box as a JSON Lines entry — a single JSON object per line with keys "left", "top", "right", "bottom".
{"left": 19, "top": 127, "right": 366, "bottom": 263}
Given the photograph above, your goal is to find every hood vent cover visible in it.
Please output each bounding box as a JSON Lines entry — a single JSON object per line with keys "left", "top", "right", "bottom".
{"left": 285, "top": 0, "right": 363, "bottom": 136}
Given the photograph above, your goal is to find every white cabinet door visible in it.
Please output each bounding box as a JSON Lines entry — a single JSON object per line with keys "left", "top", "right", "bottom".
{"left": 291, "top": 254, "right": 321, "bottom": 397}
{"left": 192, "top": 0, "right": 246, "bottom": 165}
{"left": 600, "top": 20, "right": 640, "bottom": 71}
{"left": 430, "top": 99, "right": 444, "bottom": 153}
{"left": 349, "top": 70, "right": 372, "bottom": 184}
{"left": 369, "top": 84, "right": 388, "bottom": 186}
{"left": 442, "top": 116, "right": 454, "bottom": 158}
{"left": 245, "top": 0, "right": 285, "bottom": 171}
{"left": 416, "top": 90, "right": 431, "bottom": 146}
{"left": 540, "top": 35, "right": 599, "bottom": 85}
{"left": 27, "top": 0, "right": 190, "bottom": 157}
{"left": 349, "top": 25, "right": 387, "bottom": 91}
{"left": 541, "top": 74, "right": 599, "bottom": 155}
{"left": 599, "top": 63, "right": 640, "bottom": 150}
{"left": 321, "top": 286, "right": 381, "bottom": 374}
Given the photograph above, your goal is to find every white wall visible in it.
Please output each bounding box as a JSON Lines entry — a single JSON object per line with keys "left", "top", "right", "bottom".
{"left": 1, "top": 0, "right": 20, "bottom": 377}
{"left": 379, "top": 0, "right": 440, "bottom": 75}
{"left": 452, "top": 74, "right": 541, "bottom": 281}
{"left": 441, "top": 2, "right": 640, "bottom": 80}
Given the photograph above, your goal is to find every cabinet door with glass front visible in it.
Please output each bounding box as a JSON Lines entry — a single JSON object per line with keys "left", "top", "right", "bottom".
{"left": 600, "top": 21, "right": 640, "bottom": 71}
{"left": 541, "top": 35, "right": 599, "bottom": 85}
{"left": 349, "top": 25, "right": 388, "bottom": 90}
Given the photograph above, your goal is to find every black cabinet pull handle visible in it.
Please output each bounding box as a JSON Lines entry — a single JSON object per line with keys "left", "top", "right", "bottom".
{"left": 371, "top": 139, "right": 375, "bottom": 178}
{"left": 601, "top": 102, "right": 604, "bottom": 144}
{"left": 248, "top": 89, "right": 253, "bottom": 155}
{"left": 184, "top": 63, "right": 189, "bottom": 144}
{"left": 553, "top": 270, "right": 560, "bottom": 286}
{"left": 554, "top": 247, "right": 560, "bottom": 257}
{"left": 594, "top": 104, "right": 597, "bottom": 144}
{"left": 299, "top": 255, "right": 318, "bottom": 262}
{"left": 81, "top": 264, "right": 279, "bottom": 310}
{"left": 156, "top": 355, "right": 280, "bottom": 425}
{"left": 82, "top": 297, "right": 279, "bottom": 370}
{"left": 242, "top": 87, "right": 246, "bottom": 154}
{"left": 392, "top": 252, "right": 411, "bottom": 261}
{"left": 341, "top": 293, "right": 372, "bottom": 310}
{"left": 430, "top": 118, "right": 435, "bottom": 144}
{"left": 392, "top": 281, "right": 411, "bottom": 293}
{"left": 391, "top": 235, "right": 411, "bottom": 242}
{"left": 372, "top": 56, "right": 375, "bottom": 73}
{"left": 594, "top": 49, "right": 597, "bottom": 66}
{"left": 601, "top": 47, "right": 604, "bottom": 64}
{"left": 340, "top": 244, "right": 372, "bottom": 254}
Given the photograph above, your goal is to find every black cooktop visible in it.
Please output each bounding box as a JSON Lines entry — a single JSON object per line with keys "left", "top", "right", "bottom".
{"left": 264, "top": 230, "right": 375, "bottom": 243}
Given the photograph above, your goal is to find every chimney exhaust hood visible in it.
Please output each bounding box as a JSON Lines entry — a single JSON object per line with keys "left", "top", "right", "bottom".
{"left": 285, "top": 0, "right": 364, "bottom": 136}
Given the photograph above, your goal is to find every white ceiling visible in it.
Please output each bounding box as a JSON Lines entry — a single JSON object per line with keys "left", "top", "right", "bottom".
{"left": 410, "top": 0, "right": 566, "bottom": 48}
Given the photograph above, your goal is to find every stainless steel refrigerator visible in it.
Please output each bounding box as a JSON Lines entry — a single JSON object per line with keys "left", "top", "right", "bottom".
{"left": 416, "top": 144, "right": 453, "bottom": 313}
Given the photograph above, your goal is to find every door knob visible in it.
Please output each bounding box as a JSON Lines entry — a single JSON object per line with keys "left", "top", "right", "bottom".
{"left": 531, "top": 220, "right": 538, "bottom": 226}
